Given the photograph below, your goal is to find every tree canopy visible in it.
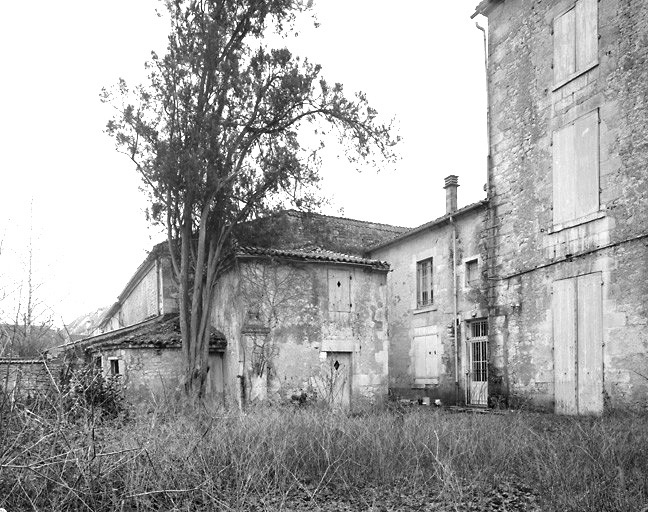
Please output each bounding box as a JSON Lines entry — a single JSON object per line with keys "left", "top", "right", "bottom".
{"left": 102, "top": 0, "right": 398, "bottom": 399}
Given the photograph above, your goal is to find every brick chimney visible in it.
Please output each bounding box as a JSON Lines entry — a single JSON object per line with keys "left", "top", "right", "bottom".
{"left": 444, "top": 175, "right": 459, "bottom": 214}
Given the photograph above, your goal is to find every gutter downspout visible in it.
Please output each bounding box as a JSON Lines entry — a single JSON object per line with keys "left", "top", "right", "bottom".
{"left": 450, "top": 215, "right": 459, "bottom": 404}
{"left": 476, "top": 20, "right": 507, "bottom": 403}
{"left": 476, "top": 22, "right": 491, "bottom": 196}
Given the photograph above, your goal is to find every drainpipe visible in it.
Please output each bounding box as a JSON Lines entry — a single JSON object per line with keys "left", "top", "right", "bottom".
{"left": 450, "top": 216, "right": 459, "bottom": 404}
{"left": 476, "top": 21, "right": 491, "bottom": 197}
{"left": 444, "top": 175, "right": 460, "bottom": 404}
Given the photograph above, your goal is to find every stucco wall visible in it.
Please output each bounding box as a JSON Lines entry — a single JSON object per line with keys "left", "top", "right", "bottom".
{"left": 486, "top": 0, "right": 648, "bottom": 411}
{"left": 370, "top": 206, "right": 488, "bottom": 404}
{"left": 211, "top": 259, "right": 389, "bottom": 406}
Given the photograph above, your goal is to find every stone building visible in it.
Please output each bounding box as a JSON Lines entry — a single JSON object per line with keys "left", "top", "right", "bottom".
{"left": 60, "top": 0, "right": 648, "bottom": 414}
{"left": 369, "top": 176, "right": 489, "bottom": 406}
{"left": 76, "top": 211, "right": 405, "bottom": 406}
{"left": 473, "top": 0, "right": 648, "bottom": 412}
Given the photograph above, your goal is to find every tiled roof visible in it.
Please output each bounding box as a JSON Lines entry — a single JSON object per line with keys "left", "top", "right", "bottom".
{"left": 367, "top": 201, "right": 488, "bottom": 252}
{"left": 237, "top": 246, "right": 390, "bottom": 270}
{"left": 76, "top": 314, "right": 226, "bottom": 352}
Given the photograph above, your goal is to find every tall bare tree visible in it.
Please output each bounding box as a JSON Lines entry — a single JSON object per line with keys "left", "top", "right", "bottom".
{"left": 102, "top": 0, "right": 398, "bottom": 400}
{"left": 0, "top": 205, "right": 62, "bottom": 358}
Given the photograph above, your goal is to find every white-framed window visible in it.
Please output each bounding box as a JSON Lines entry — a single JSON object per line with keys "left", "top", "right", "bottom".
{"left": 552, "top": 109, "right": 599, "bottom": 226}
{"left": 416, "top": 258, "right": 434, "bottom": 308}
{"left": 553, "top": 0, "right": 597, "bottom": 86}
{"left": 465, "top": 258, "right": 480, "bottom": 287}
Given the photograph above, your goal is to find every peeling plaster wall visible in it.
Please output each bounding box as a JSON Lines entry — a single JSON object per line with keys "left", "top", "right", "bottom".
{"left": 486, "top": 0, "right": 648, "bottom": 411}
{"left": 211, "top": 260, "right": 389, "bottom": 405}
{"left": 370, "top": 207, "right": 488, "bottom": 404}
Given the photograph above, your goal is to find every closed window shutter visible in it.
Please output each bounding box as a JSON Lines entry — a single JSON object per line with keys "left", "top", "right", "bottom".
{"left": 553, "top": 110, "right": 599, "bottom": 225}
{"left": 413, "top": 334, "right": 439, "bottom": 379}
{"left": 576, "top": 0, "right": 598, "bottom": 71}
{"left": 554, "top": 7, "right": 576, "bottom": 83}
{"left": 413, "top": 336, "right": 427, "bottom": 379}
{"left": 574, "top": 110, "right": 599, "bottom": 219}
{"left": 553, "top": 122, "right": 576, "bottom": 224}
{"left": 328, "top": 269, "right": 352, "bottom": 312}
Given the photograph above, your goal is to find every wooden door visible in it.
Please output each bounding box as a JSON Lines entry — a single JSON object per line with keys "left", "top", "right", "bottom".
{"left": 553, "top": 278, "right": 578, "bottom": 414}
{"left": 206, "top": 353, "right": 225, "bottom": 405}
{"left": 553, "top": 273, "right": 603, "bottom": 415}
{"left": 576, "top": 273, "right": 603, "bottom": 414}
{"left": 326, "top": 352, "right": 351, "bottom": 408}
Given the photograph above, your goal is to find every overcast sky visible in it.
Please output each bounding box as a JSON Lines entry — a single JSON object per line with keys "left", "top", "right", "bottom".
{"left": 0, "top": 1, "right": 487, "bottom": 325}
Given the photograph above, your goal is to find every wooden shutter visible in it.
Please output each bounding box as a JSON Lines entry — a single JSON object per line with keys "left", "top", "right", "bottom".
{"left": 328, "top": 269, "right": 352, "bottom": 312}
{"left": 413, "top": 335, "right": 439, "bottom": 379}
{"left": 553, "top": 122, "right": 576, "bottom": 225}
{"left": 553, "top": 110, "right": 599, "bottom": 225}
{"left": 413, "top": 336, "right": 427, "bottom": 379}
{"left": 576, "top": 273, "right": 603, "bottom": 414}
{"left": 554, "top": 7, "right": 576, "bottom": 83}
{"left": 553, "top": 278, "right": 577, "bottom": 414}
{"left": 574, "top": 110, "right": 599, "bottom": 219}
{"left": 576, "top": 0, "right": 598, "bottom": 71}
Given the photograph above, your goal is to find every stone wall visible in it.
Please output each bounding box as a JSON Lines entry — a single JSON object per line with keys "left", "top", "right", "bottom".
{"left": 0, "top": 359, "right": 57, "bottom": 399}
{"left": 485, "top": 0, "right": 648, "bottom": 411}
{"left": 370, "top": 205, "right": 488, "bottom": 404}
{"left": 211, "top": 259, "right": 390, "bottom": 406}
{"left": 92, "top": 347, "right": 184, "bottom": 402}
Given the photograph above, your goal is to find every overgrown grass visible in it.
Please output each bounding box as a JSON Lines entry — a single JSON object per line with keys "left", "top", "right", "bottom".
{"left": 1, "top": 394, "right": 647, "bottom": 511}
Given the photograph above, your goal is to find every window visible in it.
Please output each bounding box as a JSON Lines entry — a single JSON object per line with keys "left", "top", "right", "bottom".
{"left": 109, "top": 359, "right": 121, "bottom": 376}
{"left": 553, "top": 109, "right": 599, "bottom": 225}
{"left": 553, "top": 0, "right": 597, "bottom": 85}
{"left": 465, "top": 259, "right": 479, "bottom": 287}
{"left": 94, "top": 356, "right": 102, "bottom": 370}
{"left": 416, "top": 258, "right": 434, "bottom": 307}
{"left": 469, "top": 319, "right": 488, "bottom": 339}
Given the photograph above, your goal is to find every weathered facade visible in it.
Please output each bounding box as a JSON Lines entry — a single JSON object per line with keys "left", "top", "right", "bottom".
{"left": 475, "top": 0, "right": 648, "bottom": 412}
{"left": 369, "top": 177, "right": 489, "bottom": 406}
{"left": 62, "top": 0, "right": 648, "bottom": 414}
{"left": 78, "top": 211, "right": 404, "bottom": 407}
{"left": 212, "top": 248, "right": 390, "bottom": 406}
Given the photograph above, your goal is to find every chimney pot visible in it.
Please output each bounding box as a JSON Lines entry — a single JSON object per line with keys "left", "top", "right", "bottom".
{"left": 444, "top": 175, "right": 459, "bottom": 214}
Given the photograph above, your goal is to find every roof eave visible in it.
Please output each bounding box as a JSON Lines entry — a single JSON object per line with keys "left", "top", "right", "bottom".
{"left": 235, "top": 251, "right": 390, "bottom": 272}
{"left": 368, "top": 200, "right": 488, "bottom": 253}
{"left": 472, "top": 0, "right": 500, "bottom": 18}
